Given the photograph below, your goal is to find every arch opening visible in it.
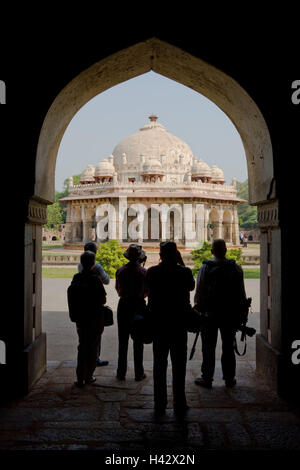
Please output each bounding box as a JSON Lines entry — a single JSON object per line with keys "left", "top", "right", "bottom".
{"left": 24, "top": 38, "right": 281, "bottom": 396}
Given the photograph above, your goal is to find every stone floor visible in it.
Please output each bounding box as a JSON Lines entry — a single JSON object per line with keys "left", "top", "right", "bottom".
{"left": 0, "top": 359, "right": 299, "bottom": 455}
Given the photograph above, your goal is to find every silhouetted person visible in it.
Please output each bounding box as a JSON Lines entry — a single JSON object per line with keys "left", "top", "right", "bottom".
{"left": 115, "top": 244, "right": 148, "bottom": 381}
{"left": 146, "top": 242, "right": 195, "bottom": 416}
{"left": 69, "top": 251, "right": 107, "bottom": 387}
{"left": 194, "top": 239, "right": 247, "bottom": 388}
{"left": 78, "top": 242, "right": 110, "bottom": 367}
{"left": 138, "top": 249, "right": 147, "bottom": 267}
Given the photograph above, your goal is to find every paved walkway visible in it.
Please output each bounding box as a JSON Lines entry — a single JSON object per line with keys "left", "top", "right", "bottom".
{"left": 1, "top": 278, "right": 300, "bottom": 454}
{"left": 1, "top": 360, "right": 300, "bottom": 453}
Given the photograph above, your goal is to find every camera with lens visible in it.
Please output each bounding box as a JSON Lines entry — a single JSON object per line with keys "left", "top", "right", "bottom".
{"left": 239, "top": 325, "right": 256, "bottom": 341}
{"left": 237, "top": 297, "right": 256, "bottom": 340}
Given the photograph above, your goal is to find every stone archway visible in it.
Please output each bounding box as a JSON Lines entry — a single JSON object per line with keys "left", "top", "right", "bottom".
{"left": 24, "top": 38, "right": 280, "bottom": 394}
{"left": 208, "top": 208, "right": 220, "bottom": 240}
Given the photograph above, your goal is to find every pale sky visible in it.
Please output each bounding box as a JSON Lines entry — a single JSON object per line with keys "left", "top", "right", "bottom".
{"left": 55, "top": 71, "right": 247, "bottom": 192}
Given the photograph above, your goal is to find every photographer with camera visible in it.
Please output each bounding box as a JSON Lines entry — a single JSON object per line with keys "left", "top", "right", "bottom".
{"left": 194, "top": 239, "right": 250, "bottom": 389}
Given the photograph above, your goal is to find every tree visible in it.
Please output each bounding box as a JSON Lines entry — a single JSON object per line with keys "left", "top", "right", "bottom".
{"left": 95, "top": 240, "right": 128, "bottom": 278}
{"left": 54, "top": 174, "right": 82, "bottom": 224}
{"left": 45, "top": 202, "right": 64, "bottom": 229}
{"left": 236, "top": 180, "right": 258, "bottom": 230}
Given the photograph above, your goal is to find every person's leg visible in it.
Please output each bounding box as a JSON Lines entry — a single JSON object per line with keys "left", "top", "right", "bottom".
{"left": 220, "top": 326, "right": 236, "bottom": 385}
{"left": 170, "top": 331, "right": 188, "bottom": 411}
{"left": 117, "top": 302, "right": 130, "bottom": 379}
{"left": 133, "top": 338, "right": 145, "bottom": 380}
{"left": 85, "top": 327, "right": 101, "bottom": 383}
{"left": 153, "top": 337, "right": 169, "bottom": 412}
{"left": 97, "top": 336, "right": 101, "bottom": 361}
{"left": 76, "top": 325, "right": 87, "bottom": 386}
{"left": 96, "top": 335, "right": 109, "bottom": 366}
{"left": 198, "top": 323, "right": 219, "bottom": 385}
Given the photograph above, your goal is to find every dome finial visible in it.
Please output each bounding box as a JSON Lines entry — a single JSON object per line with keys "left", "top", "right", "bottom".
{"left": 149, "top": 114, "right": 158, "bottom": 122}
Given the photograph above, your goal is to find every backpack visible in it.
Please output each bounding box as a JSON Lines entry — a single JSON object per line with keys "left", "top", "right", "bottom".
{"left": 202, "top": 259, "right": 242, "bottom": 316}
{"left": 67, "top": 273, "right": 105, "bottom": 323}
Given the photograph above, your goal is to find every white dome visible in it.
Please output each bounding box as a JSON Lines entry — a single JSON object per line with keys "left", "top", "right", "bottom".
{"left": 142, "top": 158, "right": 164, "bottom": 173}
{"left": 112, "top": 115, "right": 194, "bottom": 168}
{"left": 211, "top": 165, "right": 225, "bottom": 181}
{"left": 95, "top": 159, "right": 115, "bottom": 176}
{"left": 80, "top": 164, "right": 95, "bottom": 183}
{"left": 192, "top": 158, "right": 211, "bottom": 177}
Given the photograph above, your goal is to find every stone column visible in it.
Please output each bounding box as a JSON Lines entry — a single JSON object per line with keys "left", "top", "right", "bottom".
{"left": 232, "top": 206, "right": 240, "bottom": 245}
{"left": 256, "top": 199, "right": 282, "bottom": 394}
{"left": 82, "top": 205, "right": 95, "bottom": 243}
{"left": 195, "top": 203, "right": 205, "bottom": 244}
{"left": 72, "top": 206, "right": 82, "bottom": 242}
{"left": 183, "top": 203, "right": 197, "bottom": 247}
{"left": 161, "top": 212, "right": 168, "bottom": 241}
{"left": 215, "top": 209, "right": 223, "bottom": 239}
{"left": 204, "top": 207, "right": 209, "bottom": 242}
{"left": 64, "top": 203, "right": 73, "bottom": 244}
{"left": 228, "top": 221, "right": 233, "bottom": 243}
{"left": 7, "top": 197, "right": 48, "bottom": 396}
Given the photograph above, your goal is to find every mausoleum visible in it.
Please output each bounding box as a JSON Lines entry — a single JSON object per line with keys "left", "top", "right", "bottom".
{"left": 60, "top": 115, "right": 244, "bottom": 248}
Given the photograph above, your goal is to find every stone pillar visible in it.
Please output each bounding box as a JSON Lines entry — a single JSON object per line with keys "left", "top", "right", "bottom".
{"left": 161, "top": 212, "right": 168, "bottom": 241}
{"left": 256, "top": 200, "right": 283, "bottom": 394}
{"left": 64, "top": 204, "right": 73, "bottom": 244}
{"left": 228, "top": 222, "right": 233, "bottom": 243}
{"left": 3, "top": 197, "right": 47, "bottom": 397}
{"left": 72, "top": 206, "right": 82, "bottom": 242}
{"left": 64, "top": 223, "right": 73, "bottom": 243}
{"left": 204, "top": 208, "right": 209, "bottom": 242}
{"left": 195, "top": 203, "right": 205, "bottom": 245}
{"left": 232, "top": 206, "right": 240, "bottom": 244}
{"left": 82, "top": 221, "right": 93, "bottom": 243}
{"left": 82, "top": 206, "right": 95, "bottom": 244}
{"left": 183, "top": 203, "right": 197, "bottom": 247}
{"left": 215, "top": 209, "right": 223, "bottom": 239}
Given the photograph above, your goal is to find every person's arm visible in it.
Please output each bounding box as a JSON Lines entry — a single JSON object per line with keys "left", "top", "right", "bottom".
{"left": 186, "top": 267, "right": 195, "bottom": 291}
{"left": 236, "top": 264, "right": 247, "bottom": 301}
{"left": 94, "top": 277, "right": 107, "bottom": 305}
{"left": 115, "top": 268, "right": 121, "bottom": 296}
{"left": 142, "top": 268, "right": 149, "bottom": 298}
{"left": 194, "top": 264, "right": 206, "bottom": 306}
{"left": 93, "top": 263, "right": 110, "bottom": 284}
{"left": 176, "top": 250, "right": 185, "bottom": 266}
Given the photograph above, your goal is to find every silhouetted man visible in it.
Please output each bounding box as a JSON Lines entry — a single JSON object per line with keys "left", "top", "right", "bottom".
{"left": 78, "top": 242, "right": 110, "bottom": 367}
{"left": 194, "top": 239, "right": 247, "bottom": 388}
{"left": 115, "top": 244, "right": 148, "bottom": 381}
{"left": 146, "top": 242, "right": 195, "bottom": 416}
{"left": 69, "top": 250, "right": 107, "bottom": 387}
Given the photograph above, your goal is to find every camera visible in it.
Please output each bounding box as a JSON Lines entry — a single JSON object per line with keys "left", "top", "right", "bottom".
{"left": 239, "top": 325, "right": 256, "bottom": 341}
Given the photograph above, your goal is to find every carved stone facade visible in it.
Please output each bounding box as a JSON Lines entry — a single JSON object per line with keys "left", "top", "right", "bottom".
{"left": 60, "top": 116, "right": 244, "bottom": 247}
{"left": 257, "top": 200, "right": 279, "bottom": 229}
{"left": 27, "top": 198, "right": 48, "bottom": 225}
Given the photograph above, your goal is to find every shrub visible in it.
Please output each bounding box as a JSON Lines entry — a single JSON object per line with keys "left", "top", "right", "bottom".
{"left": 95, "top": 240, "right": 127, "bottom": 278}
{"left": 191, "top": 241, "right": 244, "bottom": 276}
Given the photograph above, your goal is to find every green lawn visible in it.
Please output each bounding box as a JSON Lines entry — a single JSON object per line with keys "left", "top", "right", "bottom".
{"left": 242, "top": 268, "right": 260, "bottom": 279}
{"left": 42, "top": 267, "right": 77, "bottom": 278}
{"left": 42, "top": 244, "right": 63, "bottom": 250}
{"left": 42, "top": 266, "right": 260, "bottom": 279}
